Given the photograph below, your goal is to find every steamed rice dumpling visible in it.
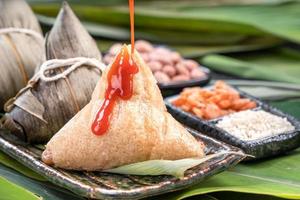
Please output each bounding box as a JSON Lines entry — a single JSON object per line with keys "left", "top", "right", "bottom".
{"left": 1, "top": 2, "right": 103, "bottom": 143}
{"left": 0, "top": 0, "right": 44, "bottom": 108}
{"left": 42, "top": 45, "right": 204, "bottom": 171}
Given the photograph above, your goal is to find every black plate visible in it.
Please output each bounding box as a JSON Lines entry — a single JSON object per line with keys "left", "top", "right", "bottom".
{"left": 0, "top": 128, "right": 243, "bottom": 200}
{"left": 165, "top": 88, "right": 300, "bottom": 160}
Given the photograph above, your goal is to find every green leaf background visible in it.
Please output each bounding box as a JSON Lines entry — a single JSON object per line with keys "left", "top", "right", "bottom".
{"left": 0, "top": 176, "right": 40, "bottom": 200}
{"left": 1, "top": 1, "right": 300, "bottom": 199}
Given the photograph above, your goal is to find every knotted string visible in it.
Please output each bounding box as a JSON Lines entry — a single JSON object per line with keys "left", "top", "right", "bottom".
{"left": 0, "top": 27, "right": 44, "bottom": 42}
{"left": 4, "top": 57, "right": 105, "bottom": 112}
{"left": 37, "top": 57, "right": 105, "bottom": 82}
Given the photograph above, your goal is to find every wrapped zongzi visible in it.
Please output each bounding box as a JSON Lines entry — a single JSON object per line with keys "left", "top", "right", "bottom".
{"left": 42, "top": 45, "right": 205, "bottom": 171}
{"left": 1, "top": 2, "right": 104, "bottom": 143}
{"left": 0, "top": 0, "right": 45, "bottom": 108}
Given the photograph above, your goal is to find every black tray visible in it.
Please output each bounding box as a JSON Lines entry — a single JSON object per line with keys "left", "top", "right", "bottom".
{"left": 0, "top": 128, "right": 243, "bottom": 200}
{"left": 165, "top": 88, "right": 300, "bottom": 160}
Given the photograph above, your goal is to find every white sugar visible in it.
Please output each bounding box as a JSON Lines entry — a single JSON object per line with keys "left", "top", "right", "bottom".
{"left": 216, "top": 110, "right": 295, "bottom": 141}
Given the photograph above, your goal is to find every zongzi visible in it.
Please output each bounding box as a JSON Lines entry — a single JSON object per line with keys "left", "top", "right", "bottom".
{"left": 1, "top": 2, "right": 103, "bottom": 143}
{"left": 42, "top": 45, "right": 205, "bottom": 171}
{"left": 0, "top": 0, "right": 45, "bottom": 108}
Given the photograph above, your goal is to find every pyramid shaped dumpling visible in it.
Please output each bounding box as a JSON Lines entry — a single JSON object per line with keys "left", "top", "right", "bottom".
{"left": 42, "top": 45, "right": 204, "bottom": 170}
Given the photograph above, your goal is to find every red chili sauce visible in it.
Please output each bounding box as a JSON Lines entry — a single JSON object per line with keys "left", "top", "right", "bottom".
{"left": 91, "top": 0, "right": 138, "bottom": 135}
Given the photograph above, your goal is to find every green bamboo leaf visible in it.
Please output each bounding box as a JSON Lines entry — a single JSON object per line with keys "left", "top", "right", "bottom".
{"left": 222, "top": 80, "right": 300, "bottom": 100}
{"left": 37, "top": 13, "right": 282, "bottom": 53}
{"left": 161, "top": 148, "right": 300, "bottom": 200}
{"left": 105, "top": 151, "right": 245, "bottom": 178}
{"left": 0, "top": 151, "right": 45, "bottom": 181}
{"left": 0, "top": 164, "right": 83, "bottom": 200}
{"left": 95, "top": 37, "right": 283, "bottom": 58}
{"left": 201, "top": 48, "right": 300, "bottom": 84}
{"left": 27, "top": 0, "right": 296, "bottom": 7}
{"left": 30, "top": 2, "right": 300, "bottom": 43}
{"left": 30, "top": 4, "right": 264, "bottom": 35}
{"left": 271, "top": 99, "right": 300, "bottom": 120}
{"left": 226, "top": 80, "right": 300, "bottom": 90}
{"left": 0, "top": 176, "right": 40, "bottom": 200}
{"left": 238, "top": 86, "right": 300, "bottom": 100}
{"left": 37, "top": 14, "right": 248, "bottom": 45}
{"left": 207, "top": 192, "right": 291, "bottom": 200}
{"left": 171, "top": 37, "right": 283, "bottom": 57}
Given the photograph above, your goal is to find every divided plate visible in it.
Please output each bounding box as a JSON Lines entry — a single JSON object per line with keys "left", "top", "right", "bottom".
{"left": 165, "top": 89, "right": 300, "bottom": 160}
{"left": 0, "top": 128, "right": 243, "bottom": 200}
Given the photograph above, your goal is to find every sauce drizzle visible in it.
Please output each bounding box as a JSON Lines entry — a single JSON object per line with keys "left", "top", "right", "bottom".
{"left": 129, "top": 0, "right": 135, "bottom": 54}
{"left": 91, "top": 0, "right": 138, "bottom": 135}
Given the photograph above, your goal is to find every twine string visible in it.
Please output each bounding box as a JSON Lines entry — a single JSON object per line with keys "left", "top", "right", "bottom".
{"left": 4, "top": 57, "right": 105, "bottom": 112}
{"left": 0, "top": 27, "right": 44, "bottom": 42}
{"left": 38, "top": 57, "right": 105, "bottom": 82}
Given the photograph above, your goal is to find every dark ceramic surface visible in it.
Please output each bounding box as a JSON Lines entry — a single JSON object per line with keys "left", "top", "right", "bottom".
{"left": 0, "top": 128, "right": 243, "bottom": 199}
{"left": 165, "top": 88, "right": 300, "bottom": 161}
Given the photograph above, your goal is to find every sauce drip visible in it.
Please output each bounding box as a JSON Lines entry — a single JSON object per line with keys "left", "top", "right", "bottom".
{"left": 129, "top": 0, "right": 135, "bottom": 54}
{"left": 91, "top": 0, "right": 138, "bottom": 135}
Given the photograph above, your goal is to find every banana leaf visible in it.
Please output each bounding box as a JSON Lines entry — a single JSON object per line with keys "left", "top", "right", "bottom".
{"left": 0, "top": 175, "right": 40, "bottom": 200}
{"left": 201, "top": 48, "right": 300, "bottom": 84}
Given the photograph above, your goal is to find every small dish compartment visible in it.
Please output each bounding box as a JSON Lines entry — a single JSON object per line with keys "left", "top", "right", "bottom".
{"left": 166, "top": 87, "right": 300, "bottom": 160}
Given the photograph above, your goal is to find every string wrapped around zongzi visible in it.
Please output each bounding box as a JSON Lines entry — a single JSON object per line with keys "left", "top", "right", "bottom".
{"left": 1, "top": 2, "right": 104, "bottom": 143}
{"left": 0, "top": 0, "right": 45, "bottom": 108}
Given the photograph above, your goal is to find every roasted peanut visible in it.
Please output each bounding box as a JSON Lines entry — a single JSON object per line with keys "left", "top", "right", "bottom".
{"left": 141, "top": 53, "right": 150, "bottom": 62}
{"left": 148, "top": 61, "right": 163, "bottom": 72}
{"left": 154, "top": 71, "right": 170, "bottom": 83}
{"left": 183, "top": 59, "right": 199, "bottom": 71}
{"left": 135, "top": 40, "right": 154, "bottom": 53}
{"left": 170, "top": 52, "right": 181, "bottom": 64}
{"left": 162, "top": 65, "right": 176, "bottom": 77}
{"left": 172, "top": 75, "right": 190, "bottom": 82}
{"left": 109, "top": 43, "right": 122, "bottom": 55}
{"left": 190, "top": 68, "right": 205, "bottom": 79}
{"left": 175, "top": 63, "right": 190, "bottom": 76}
{"left": 103, "top": 55, "right": 114, "bottom": 65}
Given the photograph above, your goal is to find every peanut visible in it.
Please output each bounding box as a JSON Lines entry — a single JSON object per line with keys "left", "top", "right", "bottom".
{"left": 191, "top": 68, "right": 205, "bottom": 79}
{"left": 183, "top": 59, "right": 199, "bottom": 71}
{"left": 154, "top": 71, "right": 170, "bottom": 83}
{"left": 170, "top": 52, "right": 181, "bottom": 64}
{"left": 148, "top": 61, "right": 163, "bottom": 72}
{"left": 109, "top": 43, "right": 122, "bottom": 55}
{"left": 162, "top": 65, "right": 176, "bottom": 77}
{"left": 172, "top": 75, "right": 190, "bottom": 82}
{"left": 135, "top": 40, "right": 154, "bottom": 53}
{"left": 175, "top": 62, "right": 190, "bottom": 76}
